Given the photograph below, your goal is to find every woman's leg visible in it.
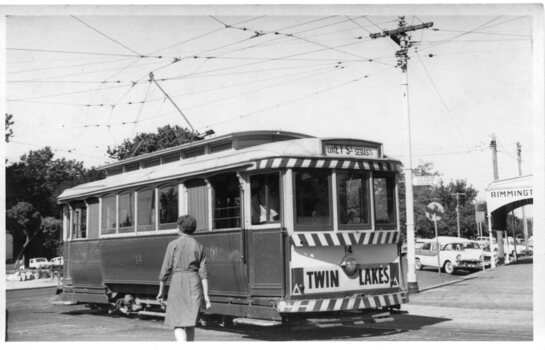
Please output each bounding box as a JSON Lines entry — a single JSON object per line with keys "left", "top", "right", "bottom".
{"left": 173, "top": 327, "right": 187, "bottom": 341}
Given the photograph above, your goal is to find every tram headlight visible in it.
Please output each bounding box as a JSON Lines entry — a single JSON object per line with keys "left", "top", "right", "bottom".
{"left": 340, "top": 254, "right": 359, "bottom": 278}
{"left": 456, "top": 254, "right": 461, "bottom": 262}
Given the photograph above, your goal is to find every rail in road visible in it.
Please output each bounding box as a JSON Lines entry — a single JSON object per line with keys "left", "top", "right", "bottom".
{"left": 5, "top": 259, "right": 533, "bottom": 341}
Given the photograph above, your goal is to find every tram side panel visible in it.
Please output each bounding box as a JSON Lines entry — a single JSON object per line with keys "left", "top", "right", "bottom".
{"left": 100, "top": 235, "right": 174, "bottom": 296}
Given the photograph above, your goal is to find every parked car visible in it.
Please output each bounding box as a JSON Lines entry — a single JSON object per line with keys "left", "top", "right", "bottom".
{"left": 29, "top": 257, "right": 50, "bottom": 269}
{"left": 415, "top": 236, "right": 487, "bottom": 274}
{"left": 51, "top": 256, "right": 64, "bottom": 266}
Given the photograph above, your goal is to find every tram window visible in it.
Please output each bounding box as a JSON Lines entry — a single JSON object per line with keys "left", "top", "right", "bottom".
{"left": 336, "top": 170, "right": 370, "bottom": 228}
{"left": 118, "top": 191, "right": 135, "bottom": 233}
{"left": 71, "top": 204, "right": 87, "bottom": 239}
{"left": 210, "top": 173, "right": 241, "bottom": 229}
{"left": 101, "top": 195, "right": 116, "bottom": 234}
{"left": 294, "top": 170, "right": 332, "bottom": 229}
{"left": 373, "top": 174, "right": 396, "bottom": 227}
{"left": 137, "top": 188, "right": 156, "bottom": 231}
{"left": 159, "top": 185, "right": 178, "bottom": 229}
{"left": 250, "top": 173, "right": 280, "bottom": 225}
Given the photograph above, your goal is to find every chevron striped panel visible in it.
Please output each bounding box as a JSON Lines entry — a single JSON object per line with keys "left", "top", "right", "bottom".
{"left": 276, "top": 292, "right": 408, "bottom": 313}
{"left": 252, "top": 157, "right": 401, "bottom": 172}
{"left": 293, "top": 231, "right": 399, "bottom": 247}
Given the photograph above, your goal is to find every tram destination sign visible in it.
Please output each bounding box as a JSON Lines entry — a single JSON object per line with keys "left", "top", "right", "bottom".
{"left": 323, "top": 141, "right": 380, "bottom": 159}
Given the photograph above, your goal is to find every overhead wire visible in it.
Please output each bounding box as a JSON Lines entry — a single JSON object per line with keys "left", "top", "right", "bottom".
{"left": 6, "top": 47, "right": 148, "bottom": 58}
{"left": 10, "top": 140, "right": 111, "bottom": 161}
{"left": 216, "top": 19, "right": 394, "bottom": 66}
{"left": 71, "top": 15, "right": 144, "bottom": 57}
{"left": 420, "top": 16, "right": 504, "bottom": 50}
{"left": 196, "top": 66, "right": 395, "bottom": 131}
{"left": 6, "top": 56, "right": 135, "bottom": 75}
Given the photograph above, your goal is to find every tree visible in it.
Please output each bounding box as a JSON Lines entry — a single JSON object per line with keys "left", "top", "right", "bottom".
{"left": 6, "top": 147, "right": 105, "bottom": 259}
{"left": 399, "top": 162, "right": 480, "bottom": 239}
{"left": 6, "top": 147, "right": 105, "bottom": 218}
{"left": 7, "top": 202, "right": 42, "bottom": 264}
{"left": 40, "top": 217, "right": 63, "bottom": 257}
{"left": 5, "top": 113, "right": 14, "bottom": 142}
{"left": 106, "top": 124, "right": 202, "bottom": 160}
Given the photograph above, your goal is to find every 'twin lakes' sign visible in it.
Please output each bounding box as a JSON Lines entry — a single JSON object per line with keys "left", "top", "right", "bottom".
{"left": 291, "top": 263, "right": 399, "bottom": 295}
{"left": 323, "top": 141, "right": 380, "bottom": 159}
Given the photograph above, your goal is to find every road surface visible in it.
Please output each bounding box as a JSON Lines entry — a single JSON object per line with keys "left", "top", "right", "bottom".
{"left": 5, "top": 259, "right": 532, "bottom": 341}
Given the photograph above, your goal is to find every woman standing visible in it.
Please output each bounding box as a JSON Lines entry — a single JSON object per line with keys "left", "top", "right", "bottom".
{"left": 157, "top": 215, "right": 211, "bottom": 341}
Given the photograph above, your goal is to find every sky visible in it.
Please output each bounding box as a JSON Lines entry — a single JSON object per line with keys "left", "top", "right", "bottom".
{"left": 1, "top": 4, "right": 540, "bottom": 203}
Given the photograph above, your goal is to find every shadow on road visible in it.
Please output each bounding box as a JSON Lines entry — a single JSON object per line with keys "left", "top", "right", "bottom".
{"left": 59, "top": 308, "right": 451, "bottom": 341}
{"left": 195, "top": 312, "right": 450, "bottom": 341}
{"left": 509, "top": 257, "right": 533, "bottom": 265}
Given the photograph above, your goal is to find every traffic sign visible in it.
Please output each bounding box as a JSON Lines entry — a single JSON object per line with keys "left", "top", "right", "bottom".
{"left": 425, "top": 202, "right": 445, "bottom": 221}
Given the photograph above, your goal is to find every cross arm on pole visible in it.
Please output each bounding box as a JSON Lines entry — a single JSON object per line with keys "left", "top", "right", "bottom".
{"left": 369, "top": 22, "right": 434, "bottom": 41}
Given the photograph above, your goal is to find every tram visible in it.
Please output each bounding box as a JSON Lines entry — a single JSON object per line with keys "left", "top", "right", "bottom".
{"left": 55, "top": 130, "right": 408, "bottom": 326}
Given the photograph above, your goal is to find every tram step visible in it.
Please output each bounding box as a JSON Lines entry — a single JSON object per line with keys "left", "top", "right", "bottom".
{"left": 233, "top": 318, "right": 282, "bottom": 327}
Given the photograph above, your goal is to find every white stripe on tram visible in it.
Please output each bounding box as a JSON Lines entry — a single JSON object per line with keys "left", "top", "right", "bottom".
{"left": 320, "top": 300, "right": 331, "bottom": 312}
{"left": 330, "top": 233, "right": 340, "bottom": 245}
{"left": 287, "top": 158, "right": 298, "bottom": 168}
{"left": 317, "top": 233, "right": 329, "bottom": 246}
{"left": 365, "top": 232, "right": 374, "bottom": 245}
{"left": 368, "top": 297, "right": 376, "bottom": 308}
{"left": 316, "top": 159, "right": 325, "bottom": 168}
{"left": 272, "top": 158, "right": 282, "bottom": 168}
{"left": 301, "top": 159, "right": 311, "bottom": 168}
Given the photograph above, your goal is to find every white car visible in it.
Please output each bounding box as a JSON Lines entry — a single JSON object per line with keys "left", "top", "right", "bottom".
{"left": 415, "top": 236, "right": 487, "bottom": 274}
{"left": 50, "top": 257, "right": 64, "bottom": 266}
{"left": 29, "top": 257, "right": 50, "bottom": 269}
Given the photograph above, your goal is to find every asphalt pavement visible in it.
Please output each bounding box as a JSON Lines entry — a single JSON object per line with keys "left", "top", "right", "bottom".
{"left": 5, "top": 257, "right": 533, "bottom": 341}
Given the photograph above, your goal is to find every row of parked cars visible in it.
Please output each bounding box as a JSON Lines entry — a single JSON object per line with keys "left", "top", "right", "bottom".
{"left": 413, "top": 235, "right": 532, "bottom": 275}
{"left": 21, "top": 257, "right": 64, "bottom": 270}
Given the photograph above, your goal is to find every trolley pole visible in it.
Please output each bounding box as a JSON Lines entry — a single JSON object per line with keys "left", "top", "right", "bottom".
{"left": 370, "top": 17, "right": 433, "bottom": 294}
{"left": 517, "top": 142, "right": 530, "bottom": 253}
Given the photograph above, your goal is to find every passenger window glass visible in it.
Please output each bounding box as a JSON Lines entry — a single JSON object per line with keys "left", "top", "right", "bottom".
{"left": 118, "top": 192, "right": 134, "bottom": 232}
{"left": 250, "top": 173, "right": 280, "bottom": 225}
{"left": 422, "top": 243, "right": 431, "bottom": 251}
{"left": 71, "top": 203, "right": 87, "bottom": 239}
{"left": 295, "top": 170, "right": 331, "bottom": 228}
{"left": 373, "top": 174, "right": 396, "bottom": 226}
{"left": 101, "top": 195, "right": 116, "bottom": 234}
{"left": 211, "top": 173, "right": 241, "bottom": 229}
{"left": 337, "top": 170, "right": 370, "bottom": 228}
{"left": 137, "top": 188, "right": 156, "bottom": 231}
{"left": 159, "top": 185, "right": 178, "bottom": 228}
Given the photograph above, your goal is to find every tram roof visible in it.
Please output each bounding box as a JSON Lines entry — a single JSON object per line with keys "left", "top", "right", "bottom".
{"left": 58, "top": 131, "right": 399, "bottom": 202}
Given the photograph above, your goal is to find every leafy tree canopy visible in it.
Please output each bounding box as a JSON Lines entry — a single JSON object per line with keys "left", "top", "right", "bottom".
{"left": 106, "top": 124, "right": 202, "bottom": 160}
{"left": 398, "top": 162, "right": 481, "bottom": 240}
{"left": 6, "top": 146, "right": 105, "bottom": 218}
{"left": 5, "top": 113, "right": 14, "bottom": 142}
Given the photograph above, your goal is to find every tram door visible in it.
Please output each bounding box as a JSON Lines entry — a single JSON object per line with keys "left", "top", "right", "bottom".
{"left": 247, "top": 173, "right": 284, "bottom": 297}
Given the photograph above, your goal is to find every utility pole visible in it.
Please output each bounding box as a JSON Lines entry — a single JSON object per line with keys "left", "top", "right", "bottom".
{"left": 517, "top": 142, "right": 530, "bottom": 253}
{"left": 454, "top": 192, "right": 464, "bottom": 237}
{"left": 490, "top": 134, "right": 499, "bottom": 181}
{"left": 488, "top": 134, "right": 500, "bottom": 267}
{"left": 370, "top": 17, "right": 433, "bottom": 294}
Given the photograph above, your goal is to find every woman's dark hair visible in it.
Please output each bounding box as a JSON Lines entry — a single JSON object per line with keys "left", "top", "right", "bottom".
{"left": 177, "top": 215, "right": 197, "bottom": 234}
